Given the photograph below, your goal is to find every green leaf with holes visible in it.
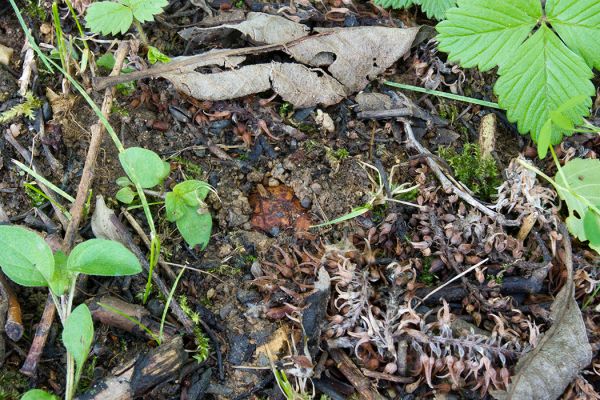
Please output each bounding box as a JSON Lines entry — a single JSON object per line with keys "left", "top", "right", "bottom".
{"left": 554, "top": 158, "right": 600, "bottom": 253}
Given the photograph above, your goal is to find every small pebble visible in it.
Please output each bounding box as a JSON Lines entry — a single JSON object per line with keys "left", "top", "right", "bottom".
{"left": 300, "top": 197, "right": 312, "bottom": 208}
{"left": 267, "top": 178, "right": 279, "bottom": 187}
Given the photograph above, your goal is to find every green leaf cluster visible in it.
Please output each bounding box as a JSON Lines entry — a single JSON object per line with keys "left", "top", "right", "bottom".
{"left": 438, "top": 143, "right": 501, "bottom": 200}
{"left": 114, "top": 148, "right": 214, "bottom": 250}
{"left": 374, "top": 0, "right": 457, "bottom": 20}
{"left": 85, "top": 0, "right": 167, "bottom": 35}
{"left": 437, "top": 0, "right": 597, "bottom": 151}
{"left": 0, "top": 226, "right": 141, "bottom": 296}
{"left": 147, "top": 46, "right": 171, "bottom": 64}
{"left": 165, "top": 180, "right": 213, "bottom": 250}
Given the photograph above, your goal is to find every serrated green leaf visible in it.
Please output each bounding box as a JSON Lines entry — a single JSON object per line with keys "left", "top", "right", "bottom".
{"left": 416, "top": 0, "right": 456, "bottom": 20}
{"left": 546, "top": 0, "right": 600, "bottom": 70}
{"left": 119, "top": 147, "right": 170, "bottom": 189}
{"left": 436, "top": 0, "right": 541, "bottom": 71}
{"left": 176, "top": 207, "right": 212, "bottom": 250}
{"left": 121, "top": 0, "right": 167, "bottom": 23}
{"left": 85, "top": 1, "right": 133, "bottom": 35}
{"left": 374, "top": 0, "right": 414, "bottom": 10}
{"left": 63, "top": 304, "right": 94, "bottom": 384}
{"left": 0, "top": 226, "right": 53, "bottom": 288}
{"left": 554, "top": 158, "right": 600, "bottom": 251}
{"left": 495, "top": 25, "right": 593, "bottom": 144}
{"left": 21, "top": 389, "right": 59, "bottom": 400}
{"left": 67, "top": 239, "right": 141, "bottom": 276}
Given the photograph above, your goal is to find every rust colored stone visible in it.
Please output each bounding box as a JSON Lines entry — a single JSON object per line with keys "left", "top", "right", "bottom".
{"left": 249, "top": 185, "right": 311, "bottom": 236}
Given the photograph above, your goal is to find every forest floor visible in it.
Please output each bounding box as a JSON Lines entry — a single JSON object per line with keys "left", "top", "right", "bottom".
{"left": 0, "top": 1, "right": 599, "bottom": 399}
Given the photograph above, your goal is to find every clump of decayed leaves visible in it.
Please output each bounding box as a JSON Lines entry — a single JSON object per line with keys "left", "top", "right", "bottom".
{"left": 438, "top": 143, "right": 501, "bottom": 200}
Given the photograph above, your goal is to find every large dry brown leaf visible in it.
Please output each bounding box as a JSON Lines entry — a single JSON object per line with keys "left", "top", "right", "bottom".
{"left": 492, "top": 225, "right": 591, "bottom": 400}
{"left": 179, "top": 12, "right": 309, "bottom": 45}
{"left": 94, "top": 21, "right": 418, "bottom": 108}
{"left": 289, "top": 27, "right": 417, "bottom": 94}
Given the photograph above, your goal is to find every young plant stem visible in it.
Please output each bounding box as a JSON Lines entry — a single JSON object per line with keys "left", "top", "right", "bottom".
{"left": 11, "top": 0, "right": 160, "bottom": 306}
{"left": 160, "top": 267, "right": 185, "bottom": 343}
{"left": 133, "top": 19, "right": 148, "bottom": 46}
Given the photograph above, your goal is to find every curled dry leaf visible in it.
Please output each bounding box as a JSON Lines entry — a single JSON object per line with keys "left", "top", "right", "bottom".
{"left": 179, "top": 12, "right": 309, "bottom": 45}
{"left": 492, "top": 225, "right": 591, "bottom": 400}
{"left": 94, "top": 18, "right": 418, "bottom": 108}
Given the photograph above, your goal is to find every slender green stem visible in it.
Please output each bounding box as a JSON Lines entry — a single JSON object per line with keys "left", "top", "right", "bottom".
{"left": 62, "top": 0, "right": 89, "bottom": 53}
{"left": 133, "top": 19, "right": 148, "bottom": 46}
{"left": 14, "top": 160, "right": 76, "bottom": 203}
{"left": 143, "top": 235, "right": 160, "bottom": 304}
{"left": 384, "top": 81, "right": 502, "bottom": 109}
{"left": 159, "top": 267, "right": 185, "bottom": 343}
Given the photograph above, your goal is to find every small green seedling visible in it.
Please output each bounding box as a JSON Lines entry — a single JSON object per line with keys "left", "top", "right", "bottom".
{"left": 147, "top": 46, "right": 171, "bottom": 64}
{"left": 85, "top": 0, "right": 167, "bottom": 38}
{"left": 437, "top": 0, "right": 597, "bottom": 155}
{"left": 375, "top": 0, "right": 457, "bottom": 20}
{"left": 0, "top": 226, "right": 141, "bottom": 400}
{"left": 165, "top": 180, "right": 214, "bottom": 250}
{"left": 312, "top": 162, "right": 421, "bottom": 228}
{"left": 115, "top": 147, "right": 215, "bottom": 250}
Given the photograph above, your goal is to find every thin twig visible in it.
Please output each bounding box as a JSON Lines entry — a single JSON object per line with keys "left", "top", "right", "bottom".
{"left": 63, "top": 41, "right": 129, "bottom": 249}
{"left": 403, "top": 121, "right": 518, "bottom": 226}
{"left": 20, "top": 294, "right": 56, "bottom": 376}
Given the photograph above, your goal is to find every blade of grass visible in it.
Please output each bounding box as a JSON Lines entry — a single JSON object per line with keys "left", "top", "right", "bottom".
{"left": 384, "top": 81, "right": 502, "bottom": 109}
{"left": 159, "top": 267, "right": 185, "bottom": 343}
{"left": 13, "top": 160, "right": 76, "bottom": 203}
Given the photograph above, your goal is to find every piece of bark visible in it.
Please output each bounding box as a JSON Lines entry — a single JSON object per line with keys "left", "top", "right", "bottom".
{"left": 20, "top": 294, "right": 56, "bottom": 376}
{"left": 88, "top": 296, "right": 175, "bottom": 340}
{"left": 0, "top": 271, "right": 23, "bottom": 341}
{"left": 329, "top": 349, "right": 383, "bottom": 400}
{"left": 75, "top": 336, "right": 187, "bottom": 400}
